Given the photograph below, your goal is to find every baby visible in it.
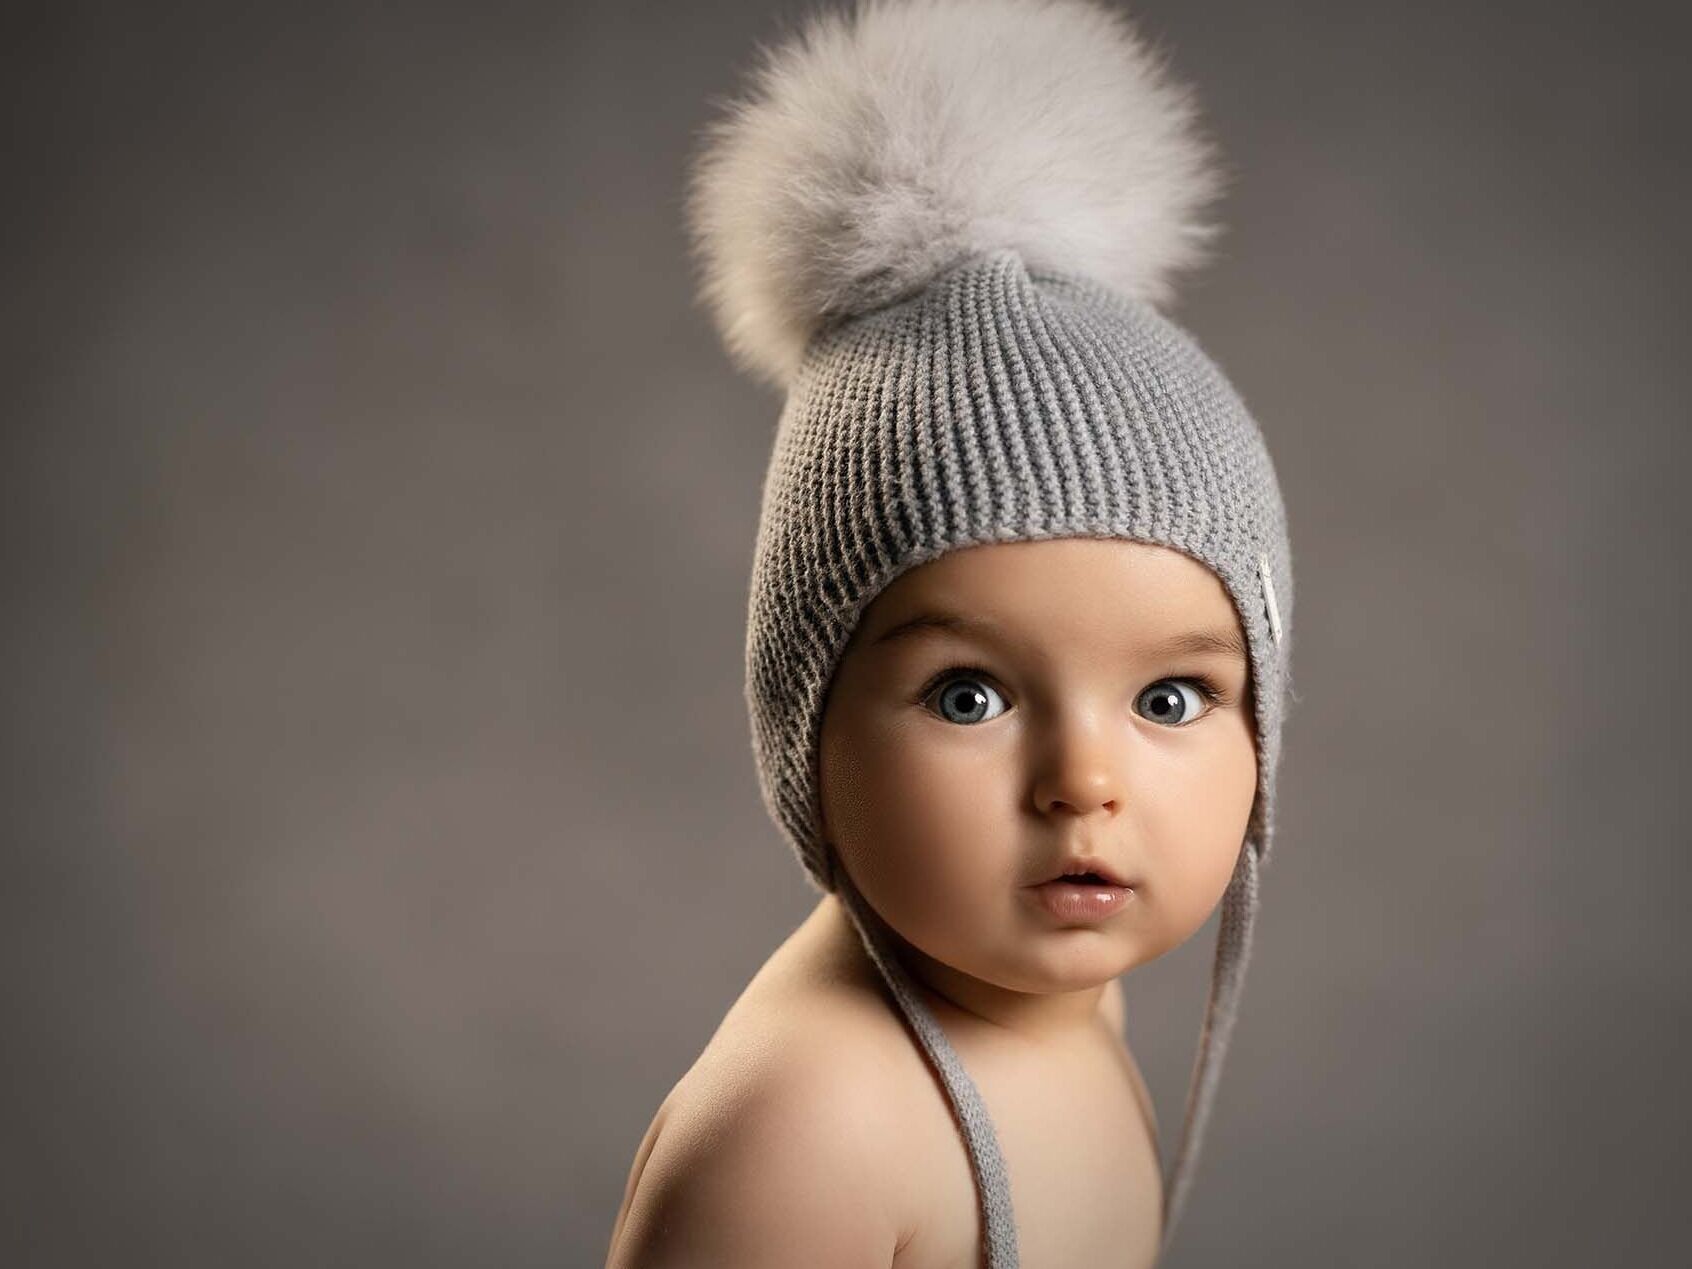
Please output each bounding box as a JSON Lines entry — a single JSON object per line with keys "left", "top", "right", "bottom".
{"left": 607, "top": 1, "right": 1295, "bottom": 1266}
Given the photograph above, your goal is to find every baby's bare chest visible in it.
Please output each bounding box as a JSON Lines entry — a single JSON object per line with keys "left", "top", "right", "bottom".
{"left": 892, "top": 1035, "right": 1163, "bottom": 1269}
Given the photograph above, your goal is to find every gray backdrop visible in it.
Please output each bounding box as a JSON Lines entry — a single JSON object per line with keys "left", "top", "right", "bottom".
{"left": 5, "top": 1, "right": 1688, "bottom": 1265}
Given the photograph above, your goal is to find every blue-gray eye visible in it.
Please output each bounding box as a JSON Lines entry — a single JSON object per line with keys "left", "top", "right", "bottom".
{"left": 925, "top": 672, "right": 1009, "bottom": 725}
{"left": 1135, "top": 679, "right": 1210, "bottom": 727}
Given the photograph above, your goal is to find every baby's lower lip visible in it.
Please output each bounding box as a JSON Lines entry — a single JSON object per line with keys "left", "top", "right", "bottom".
{"left": 1025, "top": 878, "right": 1137, "bottom": 923}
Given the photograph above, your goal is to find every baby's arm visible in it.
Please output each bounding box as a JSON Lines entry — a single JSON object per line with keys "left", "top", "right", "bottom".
{"left": 606, "top": 1064, "right": 904, "bottom": 1268}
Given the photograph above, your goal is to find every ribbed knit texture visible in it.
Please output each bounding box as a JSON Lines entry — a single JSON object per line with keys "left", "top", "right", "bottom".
{"left": 744, "top": 246, "right": 1294, "bottom": 1261}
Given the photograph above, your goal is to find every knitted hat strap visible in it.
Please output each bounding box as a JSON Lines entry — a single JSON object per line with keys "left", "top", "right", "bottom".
{"left": 1159, "top": 842, "right": 1263, "bottom": 1251}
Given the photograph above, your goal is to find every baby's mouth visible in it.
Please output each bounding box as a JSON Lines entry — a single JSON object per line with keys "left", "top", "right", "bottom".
{"left": 1026, "top": 872, "right": 1138, "bottom": 921}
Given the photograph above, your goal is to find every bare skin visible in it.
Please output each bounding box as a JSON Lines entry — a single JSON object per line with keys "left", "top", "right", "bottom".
{"left": 608, "top": 538, "right": 1258, "bottom": 1268}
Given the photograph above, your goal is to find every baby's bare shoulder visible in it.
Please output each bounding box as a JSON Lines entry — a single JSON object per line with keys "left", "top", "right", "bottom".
{"left": 608, "top": 992, "right": 914, "bottom": 1268}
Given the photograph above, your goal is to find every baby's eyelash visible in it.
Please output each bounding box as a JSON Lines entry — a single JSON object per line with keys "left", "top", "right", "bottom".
{"left": 915, "top": 663, "right": 999, "bottom": 702}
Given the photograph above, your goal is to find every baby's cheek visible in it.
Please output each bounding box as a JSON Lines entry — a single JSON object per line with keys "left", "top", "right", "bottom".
{"left": 868, "top": 740, "right": 999, "bottom": 853}
{"left": 1161, "top": 784, "right": 1256, "bottom": 941}
{"left": 850, "top": 738, "right": 1012, "bottom": 903}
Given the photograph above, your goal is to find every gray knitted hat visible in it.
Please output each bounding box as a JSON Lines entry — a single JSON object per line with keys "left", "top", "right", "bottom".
{"left": 686, "top": 0, "right": 1294, "bottom": 1260}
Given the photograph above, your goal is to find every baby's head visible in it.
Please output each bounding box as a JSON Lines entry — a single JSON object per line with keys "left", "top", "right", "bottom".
{"left": 731, "top": 249, "right": 1293, "bottom": 920}
{"left": 817, "top": 535, "right": 1258, "bottom": 1006}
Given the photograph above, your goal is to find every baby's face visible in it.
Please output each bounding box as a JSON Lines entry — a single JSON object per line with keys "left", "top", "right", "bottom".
{"left": 818, "top": 537, "right": 1257, "bottom": 1001}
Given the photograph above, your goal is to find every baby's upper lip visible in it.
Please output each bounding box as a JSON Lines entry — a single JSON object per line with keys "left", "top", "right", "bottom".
{"left": 1032, "top": 853, "right": 1135, "bottom": 888}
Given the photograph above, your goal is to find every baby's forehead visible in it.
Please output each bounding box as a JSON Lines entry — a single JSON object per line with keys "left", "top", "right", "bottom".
{"left": 862, "top": 606, "right": 1248, "bottom": 669}
{"left": 861, "top": 545, "right": 1244, "bottom": 656}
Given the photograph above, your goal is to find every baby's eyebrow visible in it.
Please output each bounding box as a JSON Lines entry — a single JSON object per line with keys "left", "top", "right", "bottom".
{"left": 870, "top": 612, "right": 1248, "bottom": 665}
{"left": 870, "top": 612, "right": 998, "bottom": 648}
{"left": 1145, "top": 628, "right": 1250, "bottom": 664}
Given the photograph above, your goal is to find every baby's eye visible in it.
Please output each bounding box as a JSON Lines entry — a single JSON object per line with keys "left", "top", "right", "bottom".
{"left": 923, "top": 670, "right": 1009, "bottom": 726}
{"left": 1135, "top": 678, "right": 1218, "bottom": 727}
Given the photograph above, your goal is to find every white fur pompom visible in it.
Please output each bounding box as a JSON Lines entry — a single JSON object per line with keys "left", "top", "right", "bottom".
{"left": 685, "top": 0, "right": 1227, "bottom": 391}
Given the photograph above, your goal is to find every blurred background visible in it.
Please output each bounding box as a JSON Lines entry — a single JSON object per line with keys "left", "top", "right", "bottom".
{"left": 5, "top": 1, "right": 1688, "bottom": 1264}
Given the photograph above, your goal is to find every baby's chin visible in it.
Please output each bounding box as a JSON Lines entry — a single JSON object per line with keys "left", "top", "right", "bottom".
{"left": 929, "top": 930, "right": 1145, "bottom": 994}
